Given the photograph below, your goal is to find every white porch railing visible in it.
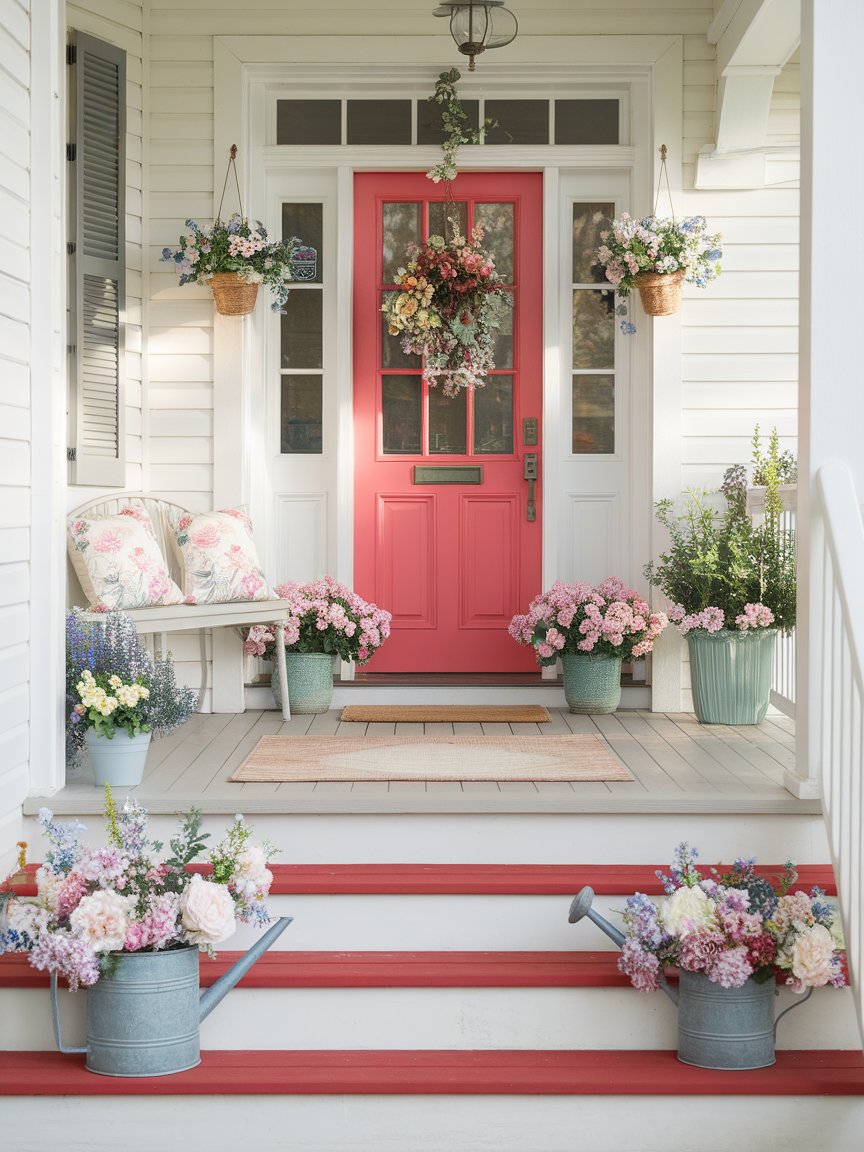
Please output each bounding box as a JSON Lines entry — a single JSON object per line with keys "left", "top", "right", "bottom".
{"left": 817, "top": 460, "right": 864, "bottom": 1046}
{"left": 747, "top": 484, "right": 797, "bottom": 716}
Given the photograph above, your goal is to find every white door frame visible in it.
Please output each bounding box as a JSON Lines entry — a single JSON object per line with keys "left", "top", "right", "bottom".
{"left": 213, "top": 37, "right": 684, "bottom": 703}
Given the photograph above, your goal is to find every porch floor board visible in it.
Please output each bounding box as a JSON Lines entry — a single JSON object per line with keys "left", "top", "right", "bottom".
{"left": 29, "top": 709, "right": 820, "bottom": 817}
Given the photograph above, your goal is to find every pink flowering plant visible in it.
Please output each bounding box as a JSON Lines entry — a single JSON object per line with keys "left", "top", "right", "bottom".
{"left": 244, "top": 577, "right": 392, "bottom": 667}
{"left": 382, "top": 226, "right": 511, "bottom": 396}
{"left": 162, "top": 214, "right": 311, "bottom": 313}
{"left": 0, "top": 788, "right": 277, "bottom": 990}
{"left": 619, "top": 843, "right": 847, "bottom": 994}
{"left": 508, "top": 577, "right": 668, "bottom": 665}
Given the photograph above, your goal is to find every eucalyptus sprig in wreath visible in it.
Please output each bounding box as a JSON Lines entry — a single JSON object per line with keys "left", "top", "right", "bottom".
{"left": 427, "top": 68, "right": 497, "bottom": 184}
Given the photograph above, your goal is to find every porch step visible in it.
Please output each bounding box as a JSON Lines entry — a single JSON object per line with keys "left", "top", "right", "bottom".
{"left": 246, "top": 682, "right": 651, "bottom": 709}
{"left": 2, "top": 1048, "right": 863, "bottom": 1095}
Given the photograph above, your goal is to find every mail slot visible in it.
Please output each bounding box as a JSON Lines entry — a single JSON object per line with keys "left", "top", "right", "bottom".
{"left": 413, "top": 465, "right": 483, "bottom": 485}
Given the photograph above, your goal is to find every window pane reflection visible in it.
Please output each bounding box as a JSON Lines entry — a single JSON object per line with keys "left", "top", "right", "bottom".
{"left": 572, "top": 374, "right": 614, "bottom": 455}
{"left": 382, "top": 202, "right": 421, "bottom": 284}
{"left": 489, "top": 294, "right": 513, "bottom": 368}
{"left": 475, "top": 202, "right": 514, "bottom": 283}
{"left": 281, "top": 375, "right": 323, "bottom": 454}
{"left": 572, "top": 290, "right": 615, "bottom": 370}
{"left": 474, "top": 375, "right": 514, "bottom": 455}
{"left": 382, "top": 375, "right": 422, "bottom": 455}
{"left": 282, "top": 203, "right": 322, "bottom": 283}
{"left": 281, "top": 289, "right": 322, "bottom": 369}
{"left": 572, "top": 203, "right": 614, "bottom": 284}
{"left": 429, "top": 386, "right": 467, "bottom": 455}
{"left": 428, "top": 200, "right": 467, "bottom": 241}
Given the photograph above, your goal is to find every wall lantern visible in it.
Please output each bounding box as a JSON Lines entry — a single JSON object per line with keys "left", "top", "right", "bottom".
{"left": 432, "top": 1, "right": 518, "bottom": 71}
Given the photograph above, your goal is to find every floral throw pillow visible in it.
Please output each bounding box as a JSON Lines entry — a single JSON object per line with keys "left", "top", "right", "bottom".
{"left": 67, "top": 504, "right": 185, "bottom": 610}
{"left": 167, "top": 506, "right": 271, "bottom": 604}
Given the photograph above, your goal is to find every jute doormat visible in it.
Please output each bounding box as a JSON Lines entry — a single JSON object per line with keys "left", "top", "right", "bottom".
{"left": 230, "top": 734, "right": 632, "bottom": 783}
{"left": 339, "top": 704, "right": 550, "bottom": 724}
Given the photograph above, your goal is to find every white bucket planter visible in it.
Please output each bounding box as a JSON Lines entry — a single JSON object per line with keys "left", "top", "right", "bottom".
{"left": 84, "top": 728, "right": 151, "bottom": 788}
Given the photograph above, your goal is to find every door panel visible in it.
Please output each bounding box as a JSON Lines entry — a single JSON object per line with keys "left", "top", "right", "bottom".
{"left": 353, "top": 172, "right": 542, "bottom": 672}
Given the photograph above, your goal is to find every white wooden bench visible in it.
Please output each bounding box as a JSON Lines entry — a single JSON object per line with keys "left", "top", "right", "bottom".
{"left": 66, "top": 494, "right": 291, "bottom": 720}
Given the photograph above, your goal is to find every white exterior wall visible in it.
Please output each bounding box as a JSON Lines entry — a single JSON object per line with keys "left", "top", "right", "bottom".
{"left": 0, "top": 0, "right": 34, "bottom": 870}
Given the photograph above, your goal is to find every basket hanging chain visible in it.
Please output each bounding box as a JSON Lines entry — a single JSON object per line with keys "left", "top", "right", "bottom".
{"left": 217, "top": 143, "right": 245, "bottom": 223}
{"left": 653, "top": 143, "right": 676, "bottom": 223}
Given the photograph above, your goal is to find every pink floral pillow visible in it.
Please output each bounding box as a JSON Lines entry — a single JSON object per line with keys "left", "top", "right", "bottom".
{"left": 68, "top": 504, "right": 184, "bottom": 610}
{"left": 167, "top": 506, "right": 271, "bottom": 604}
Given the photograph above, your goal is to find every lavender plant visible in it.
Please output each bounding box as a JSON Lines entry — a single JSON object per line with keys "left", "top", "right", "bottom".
{"left": 66, "top": 610, "right": 197, "bottom": 768}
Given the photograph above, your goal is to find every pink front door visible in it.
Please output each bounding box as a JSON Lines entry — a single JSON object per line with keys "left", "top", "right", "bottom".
{"left": 353, "top": 172, "right": 543, "bottom": 672}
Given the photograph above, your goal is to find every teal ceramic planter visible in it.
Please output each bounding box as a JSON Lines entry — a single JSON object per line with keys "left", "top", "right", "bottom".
{"left": 686, "top": 628, "right": 777, "bottom": 725}
{"left": 272, "top": 652, "right": 334, "bottom": 714}
{"left": 560, "top": 652, "right": 622, "bottom": 714}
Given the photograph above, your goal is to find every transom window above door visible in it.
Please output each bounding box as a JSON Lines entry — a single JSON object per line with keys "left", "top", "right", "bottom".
{"left": 275, "top": 98, "right": 620, "bottom": 146}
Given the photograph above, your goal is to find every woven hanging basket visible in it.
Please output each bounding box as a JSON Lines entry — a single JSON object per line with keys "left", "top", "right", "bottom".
{"left": 635, "top": 269, "right": 684, "bottom": 317}
{"left": 209, "top": 273, "right": 259, "bottom": 316}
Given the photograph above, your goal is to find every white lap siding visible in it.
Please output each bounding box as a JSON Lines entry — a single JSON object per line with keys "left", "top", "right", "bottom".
{"left": 0, "top": 0, "right": 32, "bottom": 870}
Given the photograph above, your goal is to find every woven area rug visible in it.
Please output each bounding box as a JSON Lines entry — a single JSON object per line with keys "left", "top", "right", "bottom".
{"left": 339, "top": 704, "right": 550, "bottom": 724}
{"left": 230, "top": 735, "right": 632, "bottom": 783}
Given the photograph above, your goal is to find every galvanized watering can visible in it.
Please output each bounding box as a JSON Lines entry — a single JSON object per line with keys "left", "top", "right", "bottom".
{"left": 569, "top": 888, "right": 810, "bottom": 1070}
{"left": 50, "top": 915, "right": 292, "bottom": 1077}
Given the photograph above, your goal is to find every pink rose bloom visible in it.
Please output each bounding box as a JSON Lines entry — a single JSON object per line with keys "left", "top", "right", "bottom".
{"left": 93, "top": 530, "right": 123, "bottom": 554}
{"left": 190, "top": 524, "right": 221, "bottom": 550}
{"left": 180, "top": 874, "right": 236, "bottom": 946}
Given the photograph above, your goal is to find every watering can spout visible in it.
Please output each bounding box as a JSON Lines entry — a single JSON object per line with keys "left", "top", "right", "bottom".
{"left": 199, "top": 915, "right": 292, "bottom": 1023}
{"left": 568, "top": 886, "right": 678, "bottom": 1005}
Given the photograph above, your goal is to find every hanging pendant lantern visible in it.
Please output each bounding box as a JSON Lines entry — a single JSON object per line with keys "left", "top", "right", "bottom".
{"left": 433, "top": 1, "right": 518, "bottom": 71}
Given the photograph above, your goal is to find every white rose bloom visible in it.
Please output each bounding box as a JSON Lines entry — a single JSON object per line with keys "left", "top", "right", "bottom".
{"left": 659, "top": 885, "right": 718, "bottom": 937}
{"left": 791, "top": 924, "right": 835, "bottom": 988}
{"left": 70, "top": 889, "right": 135, "bottom": 952}
{"left": 180, "top": 874, "right": 237, "bottom": 946}
{"left": 234, "top": 846, "right": 268, "bottom": 885}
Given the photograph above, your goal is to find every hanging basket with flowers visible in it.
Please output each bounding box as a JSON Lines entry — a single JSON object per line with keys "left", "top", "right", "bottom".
{"left": 161, "top": 146, "right": 313, "bottom": 316}
{"left": 382, "top": 225, "right": 511, "bottom": 397}
{"left": 593, "top": 146, "right": 723, "bottom": 329}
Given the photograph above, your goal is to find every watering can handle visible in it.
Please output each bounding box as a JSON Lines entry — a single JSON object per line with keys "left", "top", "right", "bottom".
{"left": 49, "top": 972, "right": 87, "bottom": 1054}
{"left": 773, "top": 984, "right": 813, "bottom": 1037}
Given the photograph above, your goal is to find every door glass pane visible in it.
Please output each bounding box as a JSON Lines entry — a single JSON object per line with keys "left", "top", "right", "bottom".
{"left": 572, "top": 290, "right": 615, "bottom": 370}
{"left": 572, "top": 375, "right": 614, "bottom": 455}
{"left": 280, "top": 289, "right": 322, "bottom": 369}
{"left": 382, "top": 375, "right": 422, "bottom": 454}
{"left": 555, "top": 100, "right": 620, "bottom": 145}
{"left": 283, "top": 203, "right": 322, "bottom": 283}
{"left": 572, "top": 203, "right": 614, "bottom": 284}
{"left": 474, "top": 375, "right": 514, "bottom": 454}
{"left": 281, "top": 375, "right": 323, "bottom": 454}
{"left": 429, "top": 387, "right": 467, "bottom": 455}
{"left": 475, "top": 202, "right": 514, "bottom": 283}
{"left": 428, "top": 200, "right": 468, "bottom": 240}
{"left": 382, "top": 202, "right": 421, "bottom": 284}
{"left": 381, "top": 291, "right": 421, "bottom": 369}
{"left": 276, "top": 100, "right": 341, "bottom": 145}
{"left": 489, "top": 294, "right": 513, "bottom": 368}
{"left": 347, "top": 100, "right": 411, "bottom": 144}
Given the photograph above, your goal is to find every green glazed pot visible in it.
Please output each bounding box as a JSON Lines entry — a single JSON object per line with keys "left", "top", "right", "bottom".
{"left": 560, "top": 652, "right": 622, "bottom": 714}
{"left": 271, "top": 652, "right": 334, "bottom": 714}
{"left": 686, "top": 628, "right": 777, "bottom": 725}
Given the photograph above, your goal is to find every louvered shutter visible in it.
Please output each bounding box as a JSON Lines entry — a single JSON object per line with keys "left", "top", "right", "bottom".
{"left": 68, "top": 32, "right": 126, "bottom": 486}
